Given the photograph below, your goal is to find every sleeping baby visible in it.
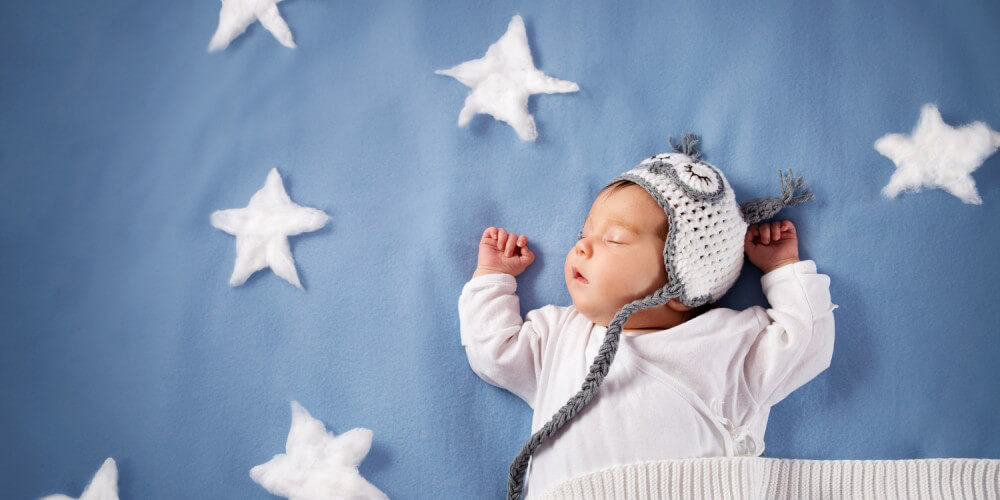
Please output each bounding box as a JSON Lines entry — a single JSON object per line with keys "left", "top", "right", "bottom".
{"left": 457, "top": 134, "right": 838, "bottom": 499}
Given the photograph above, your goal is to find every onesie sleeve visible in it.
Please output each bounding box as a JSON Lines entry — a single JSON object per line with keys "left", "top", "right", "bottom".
{"left": 457, "top": 272, "right": 563, "bottom": 409}
{"left": 742, "top": 259, "right": 838, "bottom": 410}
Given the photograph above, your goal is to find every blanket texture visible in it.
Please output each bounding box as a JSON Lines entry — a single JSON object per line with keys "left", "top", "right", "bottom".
{"left": 540, "top": 457, "right": 1000, "bottom": 500}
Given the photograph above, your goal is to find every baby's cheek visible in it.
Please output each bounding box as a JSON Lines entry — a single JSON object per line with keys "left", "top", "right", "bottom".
{"left": 628, "top": 264, "right": 667, "bottom": 297}
{"left": 596, "top": 280, "right": 627, "bottom": 307}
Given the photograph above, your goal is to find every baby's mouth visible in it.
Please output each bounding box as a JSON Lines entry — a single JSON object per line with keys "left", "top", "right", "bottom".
{"left": 572, "top": 267, "right": 589, "bottom": 284}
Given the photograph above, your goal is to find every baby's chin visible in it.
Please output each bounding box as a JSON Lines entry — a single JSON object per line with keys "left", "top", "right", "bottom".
{"left": 567, "top": 294, "right": 616, "bottom": 327}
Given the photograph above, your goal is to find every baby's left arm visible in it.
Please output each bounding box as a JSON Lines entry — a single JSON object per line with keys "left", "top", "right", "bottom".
{"left": 741, "top": 259, "right": 838, "bottom": 410}
{"left": 740, "top": 221, "right": 838, "bottom": 410}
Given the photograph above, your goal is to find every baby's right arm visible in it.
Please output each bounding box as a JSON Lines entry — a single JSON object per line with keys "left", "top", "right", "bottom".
{"left": 459, "top": 275, "right": 565, "bottom": 408}
{"left": 458, "top": 227, "right": 556, "bottom": 408}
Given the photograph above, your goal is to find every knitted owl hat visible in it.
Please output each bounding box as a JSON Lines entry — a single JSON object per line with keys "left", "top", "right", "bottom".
{"left": 506, "top": 133, "right": 816, "bottom": 499}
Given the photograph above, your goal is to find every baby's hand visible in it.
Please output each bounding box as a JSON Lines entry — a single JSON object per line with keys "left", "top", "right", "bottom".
{"left": 745, "top": 220, "right": 800, "bottom": 274}
{"left": 474, "top": 227, "right": 535, "bottom": 278}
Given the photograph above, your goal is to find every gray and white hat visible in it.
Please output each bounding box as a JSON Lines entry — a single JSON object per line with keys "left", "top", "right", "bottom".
{"left": 507, "top": 133, "right": 815, "bottom": 499}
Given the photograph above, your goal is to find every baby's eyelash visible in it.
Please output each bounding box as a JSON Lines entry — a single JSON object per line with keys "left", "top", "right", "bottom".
{"left": 579, "top": 234, "right": 623, "bottom": 245}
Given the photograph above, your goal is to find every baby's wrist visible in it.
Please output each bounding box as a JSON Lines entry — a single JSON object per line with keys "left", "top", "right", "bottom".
{"left": 761, "top": 258, "right": 800, "bottom": 274}
{"left": 473, "top": 266, "right": 513, "bottom": 278}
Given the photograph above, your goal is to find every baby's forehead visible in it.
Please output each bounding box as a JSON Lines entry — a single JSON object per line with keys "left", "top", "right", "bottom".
{"left": 588, "top": 185, "right": 666, "bottom": 226}
{"left": 593, "top": 182, "right": 657, "bottom": 207}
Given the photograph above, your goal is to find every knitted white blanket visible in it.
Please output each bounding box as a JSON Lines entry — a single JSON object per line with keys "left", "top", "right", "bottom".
{"left": 538, "top": 457, "right": 1000, "bottom": 499}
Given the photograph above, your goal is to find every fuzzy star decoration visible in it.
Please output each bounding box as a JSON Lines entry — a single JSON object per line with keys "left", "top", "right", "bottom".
{"left": 211, "top": 168, "right": 329, "bottom": 289}
{"left": 875, "top": 103, "right": 1000, "bottom": 205}
{"left": 435, "top": 14, "right": 579, "bottom": 141}
{"left": 208, "top": 0, "right": 296, "bottom": 52}
{"left": 41, "top": 457, "right": 118, "bottom": 500}
{"left": 250, "top": 401, "right": 388, "bottom": 500}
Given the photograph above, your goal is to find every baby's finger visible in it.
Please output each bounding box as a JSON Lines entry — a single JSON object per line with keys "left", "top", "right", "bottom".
{"left": 505, "top": 233, "right": 519, "bottom": 257}
{"left": 520, "top": 245, "right": 535, "bottom": 263}
{"left": 497, "top": 228, "right": 508, "bottom": 250}
{"left": 482, "top": 227, "right": 496, "bottom": 242}
{"left": 517, "top": 235, "right": 527, "bottom": 248}
{"left": 760, "top": 224, "right": 770, "bottom": 244}
{"left": 782, "top": 220, "right": 796, "bottom": 236}
{"left": 771, "top": 221, "right": 782, "bottom": 242}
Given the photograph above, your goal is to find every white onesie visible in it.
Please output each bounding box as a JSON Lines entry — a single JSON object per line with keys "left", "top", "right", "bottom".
{"left": 458, "top": 259, "right": 838, "bottom": 498}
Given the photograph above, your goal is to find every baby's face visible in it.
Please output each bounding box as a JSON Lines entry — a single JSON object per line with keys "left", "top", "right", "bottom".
{"left": 565, "top": 184, "right": 669, "bottom": 326}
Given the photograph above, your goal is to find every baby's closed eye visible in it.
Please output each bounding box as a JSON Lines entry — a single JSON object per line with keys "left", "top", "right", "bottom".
{"left": 578, "top": 233, "right": 626, "bottom": 245}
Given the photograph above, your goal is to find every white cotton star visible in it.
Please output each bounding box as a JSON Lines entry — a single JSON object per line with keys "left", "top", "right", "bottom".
{"left": 208, "top": 0, "right": 296, "bottom": 52}
{"left": 875, "top": 103, "right": 1000, "bottom": 205}
{"left": 435, "top": 14, "right": 579, "bottom": 141}
{"left": 41, "top": 457, "right": 118, "bottom": 500}
{"left": 250, "top": 401, "right": 388, "bottom": 500}
{"left": 211, "top": 168, "right": 329, "bottom": 289}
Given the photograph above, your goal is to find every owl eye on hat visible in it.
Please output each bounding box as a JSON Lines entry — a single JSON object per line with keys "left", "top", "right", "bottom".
{"left": 506, "top": 133, "right": 816, "bottom": 499}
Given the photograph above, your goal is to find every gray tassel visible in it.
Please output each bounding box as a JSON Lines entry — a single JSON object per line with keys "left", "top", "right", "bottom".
{"left": 739, "top": 168, "right": 814, "bottom": 225}
{"left": 668, "top": 133, "right": 702, "bottom": 161}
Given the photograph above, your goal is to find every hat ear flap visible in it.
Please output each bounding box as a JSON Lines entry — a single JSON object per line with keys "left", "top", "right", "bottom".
{"left": 739, "top": 168, "right": 815, "bottom": 225}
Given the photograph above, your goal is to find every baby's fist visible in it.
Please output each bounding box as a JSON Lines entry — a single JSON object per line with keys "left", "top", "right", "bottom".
{"left": 745, "top": 220, "right": 800, "bottom": 274}
{"left": 475, "top": 227, "right": 535, "bottom": 277}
